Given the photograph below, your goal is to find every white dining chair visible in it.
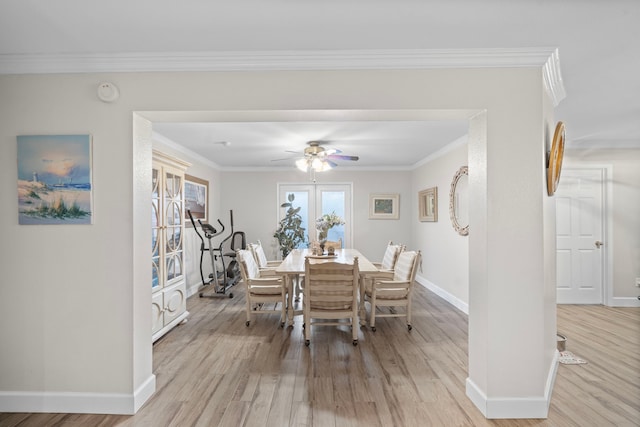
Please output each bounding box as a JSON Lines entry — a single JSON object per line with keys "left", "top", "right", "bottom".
{"left": 237, "top": 249, "right": 287, "bottom": 327}
{"left": 248, "top": 240, "right": 280, "bottom": 276}
{"left": 303, "top": 257, "right": 360, "bottom": 346}
{"left": 362, "top": 250, "right": 421, "bottom": 332}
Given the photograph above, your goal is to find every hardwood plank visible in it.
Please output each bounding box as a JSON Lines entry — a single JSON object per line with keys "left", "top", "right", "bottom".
{"left": 2, "top": 284, "right": 638, "bottom": 427}
{"left": 217, "top": 401, "right": 249, "bottom": 427}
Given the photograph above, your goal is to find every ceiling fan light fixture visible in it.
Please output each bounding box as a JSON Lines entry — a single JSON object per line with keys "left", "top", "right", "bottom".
{"left": 311, "top": 158, "right": 324, "bottom": 170}
{"left": 289, "top": 141, "right": 357, "bottom": 176}
{"left": 296, "top": 158, "right": 310, "bottom": 172}
{"left": 318, "top": 160, "right": 334, "bottom": 171}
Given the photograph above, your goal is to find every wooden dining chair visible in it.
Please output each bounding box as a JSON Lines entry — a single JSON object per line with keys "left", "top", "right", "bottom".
{"left": 359, "top": 241, "right": 404, "bottom": 322}
{"left": 237, "top": 249, "right": 287, "bottom": 327}
{"left": 362, "top": 250, "right": 421, "bottom": 332}
{"left": 372, "top": 241, "right": 404, "bottom": 273}
{"left": 303, "top": 257, "right": 360, "bottom": 346}
{"left": 248, "top": 240, "right": 280, "bottom": 276}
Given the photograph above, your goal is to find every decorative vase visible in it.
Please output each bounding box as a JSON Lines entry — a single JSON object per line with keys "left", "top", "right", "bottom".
{"left": 319, "top": 240, "right": 326, "bottom": 254}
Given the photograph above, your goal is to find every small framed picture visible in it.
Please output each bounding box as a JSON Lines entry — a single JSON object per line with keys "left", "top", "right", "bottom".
{"left": 419, "top": 187, "right": 438, "bottom": 222}
{"left": 184, "top": 174, "right": 208, "bottom": 225}
{"left": 369, "top": 193, "right": 399, "bottom": 220}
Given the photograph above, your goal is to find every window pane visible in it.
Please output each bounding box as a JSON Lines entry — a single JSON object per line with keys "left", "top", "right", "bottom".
{"left": 321, "top": 191, "right": 345, "bottom": 243}
{"left": 286, "top": 191, "right": 309, "bottom": 248}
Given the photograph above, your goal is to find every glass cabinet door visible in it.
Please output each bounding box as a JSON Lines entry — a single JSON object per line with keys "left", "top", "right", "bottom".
{"left": 152, "top": 164, "right": 185, "bottom": 290}
{"left": 152, "top": 167, "right": 161, "bottom": 291}
{"left": 164, "top": 171, "right": 184, "bottom": 285}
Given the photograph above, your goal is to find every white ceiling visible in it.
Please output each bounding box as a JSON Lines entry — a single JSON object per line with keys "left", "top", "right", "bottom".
{"left": 2, "top": 1, "right": 638, "bottom": 169}
{"left": 152, "top": 120, "right": 470, "bottom": 170}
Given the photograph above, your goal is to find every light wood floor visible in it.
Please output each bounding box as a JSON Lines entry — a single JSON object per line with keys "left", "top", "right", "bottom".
{"left": 2, "top": 284, "right": 639, "bottom": 427}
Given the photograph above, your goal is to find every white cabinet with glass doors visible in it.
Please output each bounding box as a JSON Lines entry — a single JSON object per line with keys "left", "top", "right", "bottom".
{"left": 152, "top": 150, "right": 191, "bottom": 342}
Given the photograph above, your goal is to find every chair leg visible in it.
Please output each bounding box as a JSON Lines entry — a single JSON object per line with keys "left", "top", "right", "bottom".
{"left": 352, "top": 308, "right": 358, "bottom": 345}
{"left": 303, "top": 303, "right": 310, "bottom": 346}
{"left": 369, "top": 293, "right": 377, "bottom": 331}
{"left": 359, "top": 280, "right": 367, "bottom": 326}
{"left": 245, "top": 297, "right": 252, "bottom": 326}
{"left": 280, "top": 291, "right": 286, "bottom": 327}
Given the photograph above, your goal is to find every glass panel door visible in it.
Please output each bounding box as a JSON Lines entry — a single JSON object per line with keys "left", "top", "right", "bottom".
{"left": 316, "top": 187, "right": 348, "bottom": 246}
{"left": 278, "top": 185, "right": 312, "bottom": 249}
{"left": 278, "top": 183, "right": 352, "bottom": 248}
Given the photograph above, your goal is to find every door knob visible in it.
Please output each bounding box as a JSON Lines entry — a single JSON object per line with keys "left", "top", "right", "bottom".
{"left": 595, "top": 241, "right": 603, "bottom": 248}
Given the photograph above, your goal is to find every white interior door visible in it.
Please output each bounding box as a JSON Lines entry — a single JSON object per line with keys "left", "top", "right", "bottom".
{"left": 278, "top": 183, "right": 352, "bottom": 247}
{"left": 555, "top": 168, "right": 605, "bottom": 304}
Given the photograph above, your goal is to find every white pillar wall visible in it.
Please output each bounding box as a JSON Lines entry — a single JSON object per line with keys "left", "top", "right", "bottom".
{"left": 466, "top": 92, "right": 558, "bottom": 418}
{"left": 0, "top": 64, "right": 559, "bottom": 417}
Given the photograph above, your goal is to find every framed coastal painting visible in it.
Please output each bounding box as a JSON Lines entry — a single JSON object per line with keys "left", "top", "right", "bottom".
{"left": 369, "top": 193, "right": 399, "bottom": 220}
{"left": 184, "top": 174, "right": 208, "bottom": 225}
{"left": 17, "top": 134, "right": 93, "bottom": 225}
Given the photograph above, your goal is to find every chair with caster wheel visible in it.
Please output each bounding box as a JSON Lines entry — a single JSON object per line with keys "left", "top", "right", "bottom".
{"left": 303, "top": 256, "right": 360, "bottom": 346}
{"left": 237, "top": 249, "right": 287, "bottom": 328}
{"left": 362, "top": 250, "right": 421, "bottom": 332}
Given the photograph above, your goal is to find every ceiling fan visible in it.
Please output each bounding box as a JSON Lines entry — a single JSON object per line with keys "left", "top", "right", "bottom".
{"left": 273, "top": 141, "right": 359, "bottom": 172}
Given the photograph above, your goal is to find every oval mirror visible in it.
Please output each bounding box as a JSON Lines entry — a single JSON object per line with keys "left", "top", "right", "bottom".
{"left": 449, "top": 166, "right": 469, "bottom": 236}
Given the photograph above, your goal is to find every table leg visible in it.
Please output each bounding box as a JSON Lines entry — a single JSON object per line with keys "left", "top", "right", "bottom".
{"left": 287, "top": 274, "right": 295, "bottom": 327}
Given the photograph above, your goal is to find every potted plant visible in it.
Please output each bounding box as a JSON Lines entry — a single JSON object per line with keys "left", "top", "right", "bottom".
{"left": 273, "top": 193, "right": 307, "bottom": 258}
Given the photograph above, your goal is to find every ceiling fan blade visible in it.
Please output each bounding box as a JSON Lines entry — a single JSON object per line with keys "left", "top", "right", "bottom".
{"left": 327, "top": 154, "right": 359, "bottom": 161}
{"left": 271, "top": 157, "right": 297, "bottom": 162}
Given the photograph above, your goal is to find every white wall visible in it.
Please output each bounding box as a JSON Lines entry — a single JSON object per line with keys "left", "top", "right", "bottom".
{"left": 411, "top": 139, "right": 469, "bottom": 312}
{"left": 0, "top": 66, "right": 557, "bottom": 417}
{"left": 220, "top": 169, "right": 413, "bottom": 264}
{"left": 565, "top": 148, "right": 640, "bottom": 305}
{"left": 1, "top": 74, "right": 150, "bottom": 413}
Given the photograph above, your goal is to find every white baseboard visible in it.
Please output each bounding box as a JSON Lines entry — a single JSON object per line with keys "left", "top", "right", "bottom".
{"left": 186, "top": 282, "right": 200, "bottom": 298}
{"left": 0, "top": 374, "right": 156, "bottom": 415}
{"left": 466, "top": 350, "right": 559, "bottom": 419}
{"left": 133, "top": 374, "right": 156, "bottom": 413}
{"left": 415, "top": 275, "right": 469, "bottom": 315}
{"left": 609, "top": 296, "right": 640, "bottom": 308}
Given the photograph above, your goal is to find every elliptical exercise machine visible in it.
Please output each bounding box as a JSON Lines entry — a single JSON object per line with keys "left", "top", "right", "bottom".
{"left": 188, "top": 209, "right": 245, "bottom": 298}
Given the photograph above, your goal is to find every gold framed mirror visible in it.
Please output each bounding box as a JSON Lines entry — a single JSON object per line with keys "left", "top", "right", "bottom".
{"left": 449, "top": 166, "right": 469, "bottom": 236}
{"left": 547, "top": 121, "right": 565, "bottom": 196}
{"left": 418, "top": 187, "right": 437, "bottom": 222}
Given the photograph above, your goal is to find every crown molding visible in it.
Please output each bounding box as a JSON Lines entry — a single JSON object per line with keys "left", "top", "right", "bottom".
{"left": 151, "top": 131, "right": 220, "bottom": 170}
{"left": 412, "top": 134, "right": 469, "bottom": 169}
{"left": 542, "top": 48, "right": 566, "bottom": 106}
{"left": 0, "top": 47, "right": 555, "bottom": 70}
{"left": 2, "top": 47, "right": 565, "bottom": 106}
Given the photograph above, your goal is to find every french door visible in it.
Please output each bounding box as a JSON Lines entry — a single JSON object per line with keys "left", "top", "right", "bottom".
{"left": 278, "top": 183, "right": 352, "bottom": 248}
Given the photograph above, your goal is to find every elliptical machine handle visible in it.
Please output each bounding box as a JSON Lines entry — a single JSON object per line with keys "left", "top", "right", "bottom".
{"left": 187, "top": 209, "right": 205, "bottom": 242}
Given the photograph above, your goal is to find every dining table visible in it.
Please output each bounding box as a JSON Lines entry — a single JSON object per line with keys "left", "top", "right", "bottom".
{"left": 275, "top": 248, "right": 378, "bottom": 326}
